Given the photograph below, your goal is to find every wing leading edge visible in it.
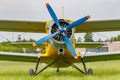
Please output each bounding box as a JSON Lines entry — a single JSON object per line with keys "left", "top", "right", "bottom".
{"left": 75, "top": 19, "right": 120, "bottom": 33}
{"left": 0, "top": 20, "right": 46, "bottom": 33}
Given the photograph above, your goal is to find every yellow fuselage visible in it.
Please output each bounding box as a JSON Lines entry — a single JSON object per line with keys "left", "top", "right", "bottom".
{"left": 39, "top": 20, "right": 81, "bottom": 68}
{"left": 40, "top": 43, "right": 80, "bottom": 68}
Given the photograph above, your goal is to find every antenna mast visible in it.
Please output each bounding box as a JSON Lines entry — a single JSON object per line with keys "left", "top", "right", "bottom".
{"left": 62, "top": 6, "right": 64, "bottom": 19}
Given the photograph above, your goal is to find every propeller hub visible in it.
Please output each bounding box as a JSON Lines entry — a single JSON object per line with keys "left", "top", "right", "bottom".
{"left": 51, "top": 20, "right": 72, "bottom": 42}
{"left": 59, "top": 27, "right": 66, "bottom": 33}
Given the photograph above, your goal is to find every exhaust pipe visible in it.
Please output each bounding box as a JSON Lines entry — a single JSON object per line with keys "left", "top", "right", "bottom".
{"left": 58, "top": 48, "right": 65, "bottom": 55}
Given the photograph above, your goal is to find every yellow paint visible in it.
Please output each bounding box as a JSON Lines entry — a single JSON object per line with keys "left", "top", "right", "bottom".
{"left": 38, "top": 19, "right": 83, "bottom": 67}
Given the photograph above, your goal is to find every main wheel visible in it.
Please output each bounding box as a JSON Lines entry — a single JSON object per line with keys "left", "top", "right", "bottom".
{"left": 29, "top": 69, "right": 35, "bottom": 76}
{"left": 87, "top": 68, "right": 93, "bottom": 75}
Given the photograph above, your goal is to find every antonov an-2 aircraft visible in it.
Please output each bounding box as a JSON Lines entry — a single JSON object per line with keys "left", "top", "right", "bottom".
{"left": 0, "top": 3, "right": 120, "bottom": 76}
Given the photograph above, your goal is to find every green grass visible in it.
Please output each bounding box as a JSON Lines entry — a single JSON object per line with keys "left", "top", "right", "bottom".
{"left": 0, "top": 60, "right": 120, "bottom": 80}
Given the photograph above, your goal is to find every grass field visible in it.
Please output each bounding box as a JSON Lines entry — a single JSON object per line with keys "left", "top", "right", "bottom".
{"left": 0, "top": 60, "right": 120, "bottom": 80}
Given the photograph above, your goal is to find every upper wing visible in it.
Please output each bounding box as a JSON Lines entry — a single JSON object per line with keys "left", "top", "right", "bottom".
{"left": 75, "top": 19, "right": 120, "bottom": 33}
{"left": 0, "top": 20, "right": 46, "bottom": 33}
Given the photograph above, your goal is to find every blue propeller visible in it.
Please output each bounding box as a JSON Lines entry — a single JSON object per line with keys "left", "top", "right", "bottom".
{"left": 63, "top": 34, "right": 78, "bottom": 59}
{"left": 66, "top": 15, "right": 90, "bottom": 30}
{"left": 46, "top": 3, "right": 60, "bottom": 27}
{"left": 33, "top": 3, "right": 90, "bottom": 59}
{"left": 35, "top": 33, "right": 57, "bottom": 45}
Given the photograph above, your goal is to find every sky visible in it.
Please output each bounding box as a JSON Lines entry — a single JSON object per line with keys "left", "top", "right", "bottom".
{"left": 0, "top": 0, "right": 120, "bottom": 42}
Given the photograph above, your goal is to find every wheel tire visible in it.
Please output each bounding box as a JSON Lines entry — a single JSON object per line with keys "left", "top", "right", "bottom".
{"left": 87, "top": 68, "right": 93, "bottom": 75}
{"left": 29, "top": 69, "right": 35, "bottom": 76}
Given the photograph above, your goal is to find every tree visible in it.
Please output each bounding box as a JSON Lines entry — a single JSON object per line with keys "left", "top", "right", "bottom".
{"left": 28, "top": 38, "right": 35, "bottom": 42}
{"left": 98, "top": 38, "right": 103, "bottom": 42}
{"left": 77, "top": 37, "right": 82, "bottom": 42}
{"left": 116, "top": 35, "right": 120, "bottom": 41}
{"left": 105, "top": 39, "right": 110, "bottom": 42}
{"left": 84, "top": 32, "right": 94, "bottom": 42}
{"left": 105, "top": 35, "right": 120, "bottom": 42}
{"left": 110, "top": 37, "right": 117, "bottom": 42}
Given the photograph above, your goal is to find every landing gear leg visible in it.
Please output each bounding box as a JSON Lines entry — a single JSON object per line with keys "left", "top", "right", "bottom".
{"left": 29, "top": 55, "right": 61, "bottom": 76}
{"left": 29, "top": 54, "right": 93, "bottom": 76}
{"left": 56, "top": 67, "right": 59, "bottom": 72}
{"left": 29, "top": 56, "right": 40, "bottom": 76}
{"left": 81, "top": 57, "right": 93, "bottom": 75}
{"left": 81, "top": 57, "right": 87, "bottom": 74}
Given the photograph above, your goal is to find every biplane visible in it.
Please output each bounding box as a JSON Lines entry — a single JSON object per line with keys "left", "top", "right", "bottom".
{"left": 0, "top": 3, "right": 120, "bottom": 76}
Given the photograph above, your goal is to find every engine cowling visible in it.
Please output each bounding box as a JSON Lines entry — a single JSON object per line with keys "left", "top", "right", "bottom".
{"left": 49, "top": 19, "right": 74, "bottom": 49}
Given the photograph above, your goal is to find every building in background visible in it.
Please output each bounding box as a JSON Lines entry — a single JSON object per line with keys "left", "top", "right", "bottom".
{"left": 76, "top": 41, "right": 120, "bottom": 53}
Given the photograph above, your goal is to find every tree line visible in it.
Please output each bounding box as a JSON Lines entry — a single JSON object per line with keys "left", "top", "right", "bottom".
{"left": 77, "top": 33, "right": 120, "bottom": 42}
{"left": 0, "top": 38, "right": 36, "bottom": 53}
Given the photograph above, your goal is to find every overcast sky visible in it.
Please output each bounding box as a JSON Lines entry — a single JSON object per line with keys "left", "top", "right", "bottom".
{"left": 0, "top": 0, "right": 120, "bottom": 42}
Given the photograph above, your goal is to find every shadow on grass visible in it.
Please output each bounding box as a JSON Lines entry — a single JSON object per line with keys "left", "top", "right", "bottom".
{"left": 92, "top": 68, "right": 120, "bottom": 77}
{"left": 1, "top": 68, "right": 120, "bottom": 80}
{"left": 36, "top": 66, "right": 120, "bottom": 77}
{"left": 33, "top": 70, "right": 86, "bottom": 80}
{"left": 0, "top": 71, "right": 27, "bottom": 76}
{"left": 0, "top": 68, "right": 85, "bottom": 77}
{"left": 1, "top": 66, "right": 120, "bottom": 79}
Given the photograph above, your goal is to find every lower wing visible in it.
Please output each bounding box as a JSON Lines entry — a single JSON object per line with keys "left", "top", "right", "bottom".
{"left": 0, "top": 51, "right": 120, "bottom": 62}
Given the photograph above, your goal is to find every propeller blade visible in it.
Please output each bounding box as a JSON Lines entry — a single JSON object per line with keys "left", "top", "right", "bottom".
{"left": 46, "top": 3, "right": 60, "bottom": 27}
{"left": 66, "top": 15, "right": 90, "bottom": 30}
{"left": 34, "top": 33, "right": 57, "bottom": 46}
{"left": 63, "top": 35, "right": 78, "bottom": 59}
